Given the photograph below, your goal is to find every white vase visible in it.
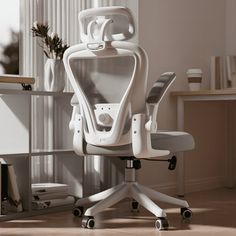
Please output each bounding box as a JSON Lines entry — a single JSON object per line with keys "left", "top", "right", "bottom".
{"left": 44, "top": 59, "right": 65, "bottom": 92}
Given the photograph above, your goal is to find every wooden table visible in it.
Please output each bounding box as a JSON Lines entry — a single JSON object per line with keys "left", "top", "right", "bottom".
{"left": 172, "top": 89, "right": 236, "bottom": 196}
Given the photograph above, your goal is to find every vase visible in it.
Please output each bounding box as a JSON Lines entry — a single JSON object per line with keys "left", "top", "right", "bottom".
{"left": 44, "top": 59, "right": 65, "bottom": 92}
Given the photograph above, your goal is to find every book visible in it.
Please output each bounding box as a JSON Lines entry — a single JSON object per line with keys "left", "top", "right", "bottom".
{"left": 32, "top": 191, "right": 69, "bottom": 201}
{"left": 0, "top": 75, "right": 35, "bottom": 84}
{"left": 0, "top": 163, "right": 9, "bottom": 215}
{"left": 0, "top": 162, "right": 1, "bottom": 214}
{"left": 32, "top": 183, "right": 69, "bottom": 194}
{"left": 210, "top": 56, "right": 222, "bottom": 90}
{"left": 8, "top": 165, "right": 23, "bottom": 212}
{"left": 0, "top": 75, "right": 35, "bottom": 90}
{"left": 1, "top": 164, "right": 8, "bottom": 201}
{"left": 32, "top": 183, "right": 70, "bottom": 201}
{"left": 32, "top": 196, "right": 75, "bottom": 210}
{"left": 0, "top": 159, "right": 6, "bottom": 214}
{"left": 0, "top": 158, "right": 23, "bottom": 214}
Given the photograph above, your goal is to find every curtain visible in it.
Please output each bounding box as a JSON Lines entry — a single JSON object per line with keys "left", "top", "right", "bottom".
{"left": 20, "top": 0, "right": 138, "bottom": 193}
{"left": 21, "top": 0, "right": 88, "bottom": 183}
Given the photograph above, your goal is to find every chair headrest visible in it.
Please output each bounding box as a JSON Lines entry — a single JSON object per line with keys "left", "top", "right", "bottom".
{"left": 79, "top": 6, "right": 135, "bottom": 43}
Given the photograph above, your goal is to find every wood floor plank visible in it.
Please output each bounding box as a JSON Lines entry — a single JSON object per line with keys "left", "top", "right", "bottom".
{"left": 0, "top": 188, "right": 236, "bottom": 236}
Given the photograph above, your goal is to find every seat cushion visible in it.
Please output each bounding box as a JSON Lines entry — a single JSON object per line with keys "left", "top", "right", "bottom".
{"left": 84, "top": 142, "right": 133, "bottom": 156}
{"left": 84, "top": 131, "right": 194, "bottom": 156}
{"left": 151, "top": 131, "right": 195, "bottom": 153}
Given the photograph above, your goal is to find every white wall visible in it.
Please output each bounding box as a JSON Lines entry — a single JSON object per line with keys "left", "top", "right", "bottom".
{"left": 138, "top": 0, "right": 227, "bottom": 194}
{"left": 225, "top": 0, "right": 236, "bottom": 187}
{"left": 226, "top": 0, "right": 236, "bottom": 55}
{"left": 139, "top": 0, "right": 225, "bottom": 129}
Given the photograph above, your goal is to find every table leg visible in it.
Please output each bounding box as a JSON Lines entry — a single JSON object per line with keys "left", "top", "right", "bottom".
{"left": 226, "top": 103, "right": 235, "bottom": 188}
{"left": 177, "top": 97, "right": 185, "bottom": 197}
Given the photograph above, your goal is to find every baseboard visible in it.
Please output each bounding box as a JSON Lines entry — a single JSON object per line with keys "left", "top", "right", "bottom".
{"left": 149, "top": 176, "right": 225, "bottom": 196}
{"left": 149, "top": 182, "right": 177, "bottom": 196}
{"left": 185, "top": 176, "right": 225, "bottom": 193}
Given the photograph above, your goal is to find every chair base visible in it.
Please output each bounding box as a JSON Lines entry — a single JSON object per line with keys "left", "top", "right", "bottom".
{"left": 74, "top": 159, "right": 191, "bottom": 229}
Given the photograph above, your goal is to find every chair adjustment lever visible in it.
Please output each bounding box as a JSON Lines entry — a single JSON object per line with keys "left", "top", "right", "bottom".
{"left": 143, "top": 156, "right": 177, "bottom": 171}
{"left": 133, "top": 160, "right": 141, "bottom": 170}
{"left": 167, "top": 156, "right": 177, "bottom": 171}
{"left": 158, "top": 156, "right": 177, "bottom": 171}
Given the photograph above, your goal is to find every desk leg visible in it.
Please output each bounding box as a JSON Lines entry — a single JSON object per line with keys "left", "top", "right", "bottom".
{"left": 226, "top": 103, "right": 235, "bottom": 188}
{"left": 177, "top": 97, "right": 185, "bottom": 197}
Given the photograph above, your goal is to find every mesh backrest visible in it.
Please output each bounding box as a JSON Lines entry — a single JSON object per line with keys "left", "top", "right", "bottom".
{"left": 70, "top": 57, "right": 134, "bottom": 104}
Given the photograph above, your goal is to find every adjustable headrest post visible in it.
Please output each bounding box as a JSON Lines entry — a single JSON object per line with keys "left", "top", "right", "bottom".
{"left": 87, "top": 18, "right": 114, "bottom": 42}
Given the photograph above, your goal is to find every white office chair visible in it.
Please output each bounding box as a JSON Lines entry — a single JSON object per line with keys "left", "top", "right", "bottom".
{"left": 63, "top": 6, "right": 195, "bottom": 230}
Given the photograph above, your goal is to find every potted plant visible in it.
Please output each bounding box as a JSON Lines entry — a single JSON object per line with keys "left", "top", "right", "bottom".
{"left": 31, "top": 22, "right": 69, "bottom": 92}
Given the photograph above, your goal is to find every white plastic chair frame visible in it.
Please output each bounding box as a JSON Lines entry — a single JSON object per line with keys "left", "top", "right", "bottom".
{"left": 64, "top": 7, "right": 171, "bottom": 158}
{"left": 63, "top": 6, "right": 194, "bottom": 230}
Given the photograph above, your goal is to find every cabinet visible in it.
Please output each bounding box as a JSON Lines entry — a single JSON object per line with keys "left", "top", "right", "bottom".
{"left": 0, "top": 89, "right": 83, "bottom": 221}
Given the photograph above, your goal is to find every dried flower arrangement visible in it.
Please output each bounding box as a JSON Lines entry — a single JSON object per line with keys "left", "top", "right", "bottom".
{"left": 31, "top": 22, "right": 69, "bottom": 60}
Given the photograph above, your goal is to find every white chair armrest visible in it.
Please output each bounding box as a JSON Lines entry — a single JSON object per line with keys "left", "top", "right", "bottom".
{"left": 69, "top": 94, "right": 81, "bottom": 131}
{"left": 69, "top": 106, "right": 81, "bottom": 131}
{"left": 69, "top": 94, "right": 84, "bottom": 155}
{"left": 132, "top": 113, "right": 170, "bottom": 158}
{"left": 145, "top": 72, "right": 176, "bottom": 133}
{"left": 73, "top": 114, "right": 84, "bottom": 156}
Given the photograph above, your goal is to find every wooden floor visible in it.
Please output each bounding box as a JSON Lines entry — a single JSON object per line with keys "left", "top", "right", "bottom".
{"left": 0, "top": 188, "right": 236, "bottom": 235}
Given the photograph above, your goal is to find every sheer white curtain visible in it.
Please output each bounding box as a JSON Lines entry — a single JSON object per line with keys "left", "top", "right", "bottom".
{"left": 20, "top": 0, "right": 91, "bottom": 183}
{"left": 20, "top": 0, "right": 138, "bottom": 190}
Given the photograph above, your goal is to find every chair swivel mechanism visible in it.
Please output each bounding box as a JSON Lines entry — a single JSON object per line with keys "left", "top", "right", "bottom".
{"left": 63, "top": 6, "right": 195, "bottom": 230}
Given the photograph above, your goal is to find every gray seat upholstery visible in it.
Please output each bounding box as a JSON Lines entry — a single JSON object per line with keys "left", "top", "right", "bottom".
{"left": 84, "top": 131, "right": 194, "bottom": 156}
{"left": 151, "top": 131, "right": 195, "bottom": 153}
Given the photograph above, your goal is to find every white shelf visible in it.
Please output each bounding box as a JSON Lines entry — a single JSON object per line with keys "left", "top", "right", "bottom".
{"left": 0, "top": 153, "right": 30, "bottom": 158}
{"left": 0, "top": 89, "right": 73, "bottom": 96}
{"left": 0, "top": 149, "right": 75, "bottom": 158}
{"left": 31, "top": 149, "right": 75, "bottom": 156}
{"left": 171, "top": 89, "right": 236, "bottom": 97}
{"left": 0, "top": 204, "right": 73, "bottom": 222}
{"left": 0, "top": 89, "right": 82, "bottom": 221}
{"left": 0, "top": 211, "right": 30, "bottom": 221}
{"left": 31, "top": 204, "right": 73, "bottom": 214}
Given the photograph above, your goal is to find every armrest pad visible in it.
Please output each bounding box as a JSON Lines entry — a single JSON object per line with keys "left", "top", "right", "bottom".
{"left": 146, "top": 72, "right": 176, "bottom": 104}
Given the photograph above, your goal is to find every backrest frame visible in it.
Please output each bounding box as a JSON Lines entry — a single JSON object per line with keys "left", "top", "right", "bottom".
{"left": 63, "top": 41, "right": 148, "bottom": 147}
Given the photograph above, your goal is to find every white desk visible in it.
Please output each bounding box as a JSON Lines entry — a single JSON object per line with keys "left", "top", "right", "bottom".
{"left": 172, "top": 89, "right": 236, "bottom": 196}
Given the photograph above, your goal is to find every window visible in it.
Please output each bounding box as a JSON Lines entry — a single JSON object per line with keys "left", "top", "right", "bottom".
{"left": 0, "top": 0, "right": 19, "bottom": 75}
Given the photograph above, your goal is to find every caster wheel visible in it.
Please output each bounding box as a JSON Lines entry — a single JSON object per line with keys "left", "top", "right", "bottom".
{"left": 131, "top": 200, "right": 139, "bottom": 212}
{"left": 82, "top": 216, "right": 95, "bottom": 229}
{"left": 73, "top": 206, "right": 84, "bottom": 217}
{"left": 181, "top": 207, "right": 192, "bottom": 219}
{"left": 155, "top": 217, "right": 169, "bottom": 230}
